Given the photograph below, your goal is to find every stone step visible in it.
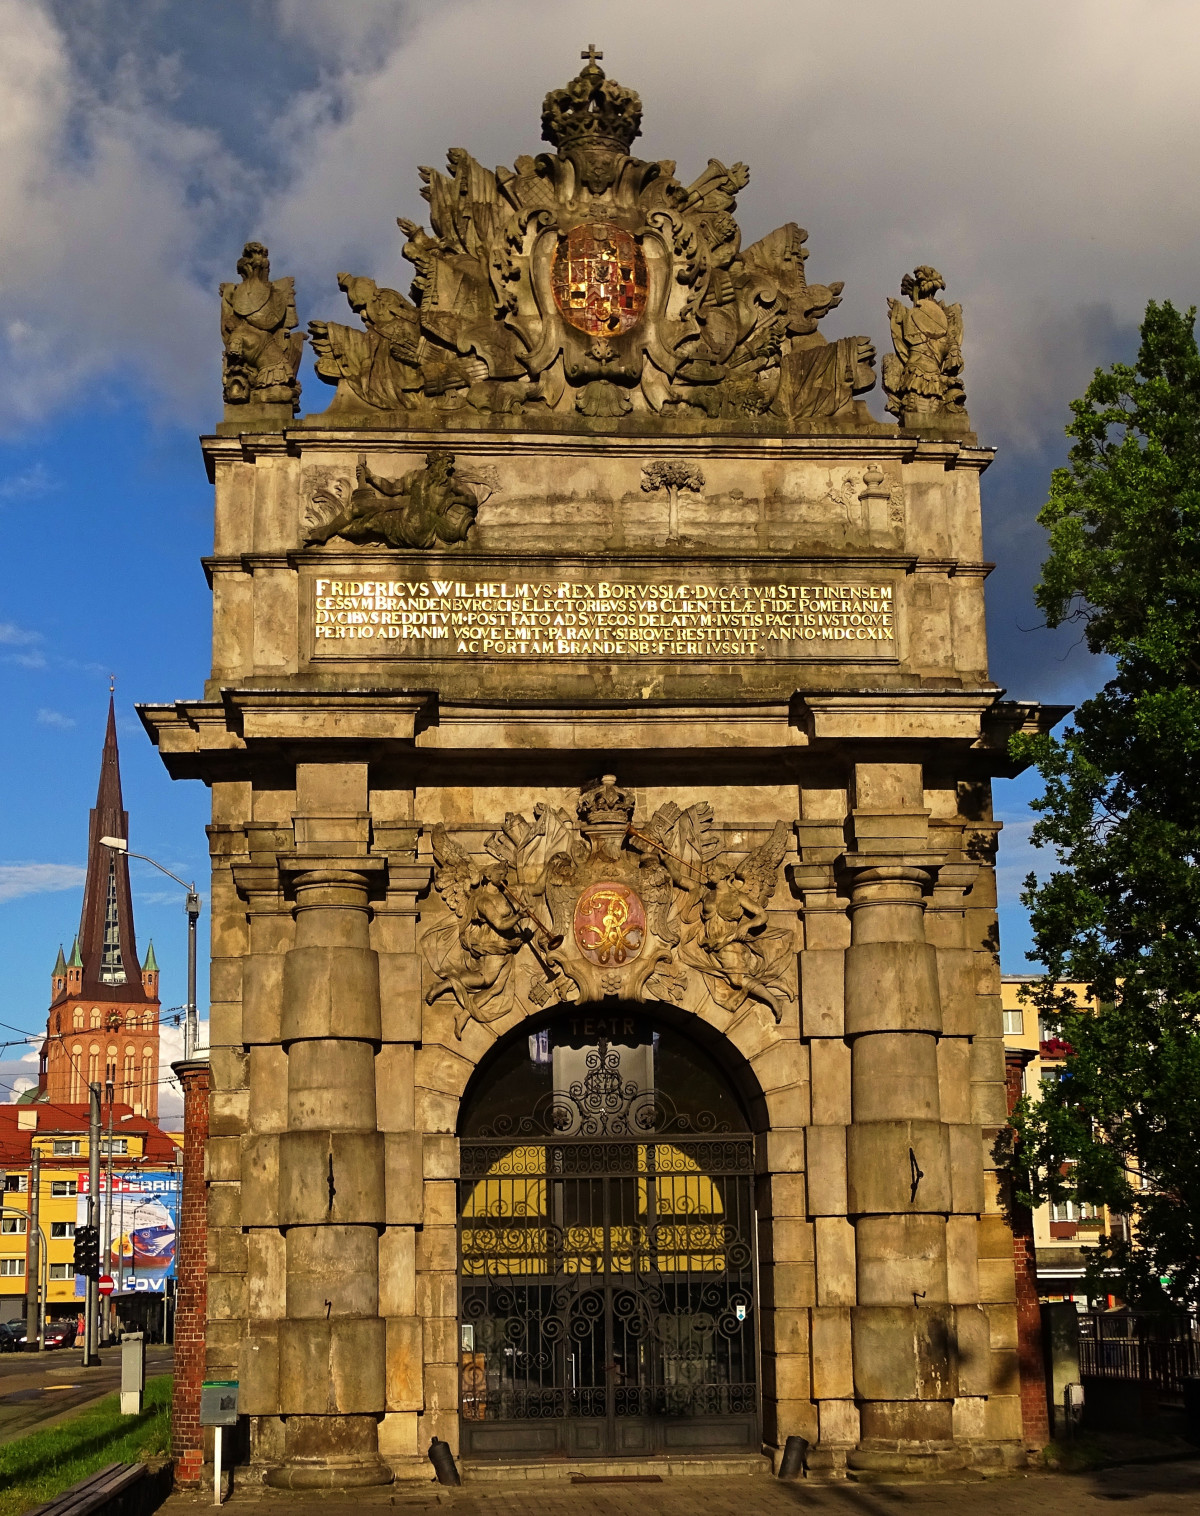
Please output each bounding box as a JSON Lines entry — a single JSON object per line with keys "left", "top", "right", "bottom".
{"left": 460, "top": 1454, "right": 772, "bottom": 1483}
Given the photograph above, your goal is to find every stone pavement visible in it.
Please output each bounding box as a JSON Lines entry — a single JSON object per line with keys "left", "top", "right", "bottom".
{"left": 159, "top": 1457, "right": 1200, "bottom": 1516}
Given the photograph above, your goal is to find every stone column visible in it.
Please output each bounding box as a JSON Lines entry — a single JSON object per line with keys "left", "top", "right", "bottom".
{"left": 171, "top": 1057, "right": 210, "bottom": 1486}
{"left": 269, "top": 861, "right": 390, "bottom": 1489}
{"left": 843, "top": 763, "right": 956, "bottom": 1460}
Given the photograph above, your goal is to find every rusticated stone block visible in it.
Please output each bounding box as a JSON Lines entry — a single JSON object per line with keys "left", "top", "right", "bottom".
{"left": 242, "top": 953, "right": 283, "bottom": 1044}
{"left": 948, "top": 1123, "right": 985, "bottom": 1214}
{"left": 936, "top": 1037, "right": 973, "bottom": 1125}
{"left": 855, "top": 1215, "right": 947, "bottom": 1306}
{"left": 946, "top": 1215, "right": 980, "bottom": 1304}
{"left": 811, "top": 1307, "right": 854, "bottom": 1399}
{"left": 278, "top": 1130, "right": 384, "bottom": 1225}
{"left": 422, "top": 1134, "right": 459, "bottom": 1180}
{"left": 859, "top": 1398, "right": 952, "bottom": 1445}
{"left": 846, "top": 1120, "right": 950, "bottom": 1214}
{"left": 248, "top": 1044, "right": 288, "bottom": 1134}
{"left": 818, "top": 1398, "right": 860, "bottom": 1445}
{"left": 377, "top": 1044, "right": 416, "bottom": 1131}
{"left": 984, "top": 1393, "right": 1023, "bottom": 1441}
{"left": 378, "top": 1411, "right": 419, "bottom": 1460}
{"left": 379, "top": 1227, "right": 417, "bottom": 1318}
{"left": 278, "top": 1317, "right": 385, "bottom": 1415}
{"left": 379, "top": 954, "right": 423, "bottom": 1043}
{"left": 953, "top": 1304, "right": 991, "bottom": 1396}
{"left": 761, "top": 1307, "right": 810, "bottom": 1356}
{"left": 287, "top": 1040, "right": 378, "bottom": 1131}
{"left": 207, "top": 1273, "right": 246, "bottom": 1322}
{"left": 851, "top": 1304, "right": 957, "bottom": 1400}
{"left": 286, "top": 1225, "right": 379, "bottom": 1318}
{"left": 415, "top": 1225, "right": 456, "bottom": 1273}
{"left": 815, "top": 1217, "right": 856, "bottom": 1306}
{"left": 209, "top": 1090, "right": 249, "bottom": 1137}
{"left": 851, "top": 1033, "right": 940, "bottom": 1122}
{"left": 281, "top": 945, "right": 380, "bottom": 1042}
{"left": 844, "top": 942, "right": 941, "bottom": 1035}
{"left": 805, "top": 1126, "right": 847, "bottom": 1215}
{"left": 935, "top": 947, "right": 976, "bottom": 1036}
{"left": 240, "top": 1134, "right": 279, "bottom": 1225}
{"left": 207, "top": 1181, "right": 241, "bottom": 1229}
{"left": 247, "top": 1229, "right": 286, "bottom": 1320}
{"left": 206, "top": 1135, "right": 241, "bottom": 1183}
{"left": 386, "top": 1317, "right": 424, "bottom": 1410}
{"left": 239, "top": 1329, "right": 280, "bottom": 1415}
{"left": 952, "top": 1395, "right": 987, "bottom": 1440}
{"left": 809, "top": 1039, "right": 851, "bottom": 1125}
{"left": 801, "top": 949, "right": 845, "bottom": 1036}
{"left": 385, "top": 1133, "right": 424, "bottom": 1224}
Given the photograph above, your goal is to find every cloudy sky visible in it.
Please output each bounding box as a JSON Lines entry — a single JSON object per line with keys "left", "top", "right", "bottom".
{"left": 2, "top": 0, "right": 1196, "bottom": 1110}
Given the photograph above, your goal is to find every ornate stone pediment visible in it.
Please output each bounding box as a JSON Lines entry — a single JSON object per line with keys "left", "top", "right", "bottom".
{"left": 421, "top": 777, "right": 795, "bottom": 1036}
{"left": 307, "top": 51, "right": 877, "bottom": 430}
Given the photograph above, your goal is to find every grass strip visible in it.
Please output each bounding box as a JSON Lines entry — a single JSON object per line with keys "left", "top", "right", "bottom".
{"left": 0, "top": 1373, "right": 171, "bottom": 1516}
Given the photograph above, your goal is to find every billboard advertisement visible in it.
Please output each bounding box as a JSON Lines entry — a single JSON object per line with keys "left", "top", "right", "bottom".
{"left": 74, "top": 1171, "right": 179, "bottom": 1296}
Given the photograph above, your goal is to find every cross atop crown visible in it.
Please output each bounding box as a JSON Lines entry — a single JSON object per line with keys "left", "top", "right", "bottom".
{"left": 581, "top": 43, "right": 603, "bottom": 66}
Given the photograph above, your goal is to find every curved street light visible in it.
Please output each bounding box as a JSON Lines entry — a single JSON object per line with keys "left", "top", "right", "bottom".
{"left": 98, "top": 838, "right": 202, "bottom": 1061}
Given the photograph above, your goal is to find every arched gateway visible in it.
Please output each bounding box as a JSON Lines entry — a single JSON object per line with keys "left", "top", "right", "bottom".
{"left": 143, "top": 46, "right": 1059, "bottom": 1489}
{"left": 457, "top": 1013, "right": 759, "bottom": 1458}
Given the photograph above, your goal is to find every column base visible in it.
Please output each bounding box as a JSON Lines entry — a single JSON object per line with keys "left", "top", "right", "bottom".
{"left": 265, "top": 1458, "right": 394, "bottom": 1490}
{"left": 264, "top": 1414, "right": 395, "bottom": 1489}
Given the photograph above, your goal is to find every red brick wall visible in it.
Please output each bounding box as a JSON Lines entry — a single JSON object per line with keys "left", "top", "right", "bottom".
{"left": 1004, "top": 1050, "right": 1050, "bottom": 1447}
{"left": 170, "top": 1060, "right": 210, "bottom": 1484}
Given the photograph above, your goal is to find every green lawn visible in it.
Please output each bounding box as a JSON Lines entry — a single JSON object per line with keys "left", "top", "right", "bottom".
{"left": 0, "top": 1373, "right": 171, "bottom": 1516}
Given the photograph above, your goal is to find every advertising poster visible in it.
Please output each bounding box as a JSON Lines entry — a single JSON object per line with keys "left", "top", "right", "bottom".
{"left": 74, "top": 1171, "right": 179, "bottom": 1297}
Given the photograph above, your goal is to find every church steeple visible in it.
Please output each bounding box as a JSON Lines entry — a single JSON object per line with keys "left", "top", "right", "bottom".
{"left": 75, "top": 697, "right": 147, "bottom": 1003}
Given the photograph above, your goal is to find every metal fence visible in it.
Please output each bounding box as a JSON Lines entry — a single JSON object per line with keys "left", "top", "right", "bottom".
{"left": 1079, "top": 1312, "right": 1200, "bottom": 1393}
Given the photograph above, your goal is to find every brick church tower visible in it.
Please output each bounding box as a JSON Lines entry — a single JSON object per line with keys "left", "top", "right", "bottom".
{"left": 40, "top": 699, "right": 162, "bottom": 1119}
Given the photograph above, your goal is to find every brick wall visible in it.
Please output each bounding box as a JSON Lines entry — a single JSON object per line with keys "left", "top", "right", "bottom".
{"left": 170, "top": 1059, "right": 210, "bottom": 1484}
{"left": 1004, "top": 1049, "right": 1050, "bottom": 1447}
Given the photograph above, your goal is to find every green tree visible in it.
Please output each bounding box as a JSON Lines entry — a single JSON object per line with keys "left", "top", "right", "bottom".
{"left": 1008, "top": 300, "right": 1200, "bottom": 1309}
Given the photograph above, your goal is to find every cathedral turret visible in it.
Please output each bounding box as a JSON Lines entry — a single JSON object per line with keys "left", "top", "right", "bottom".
{"left": 50, "top": 944, "right": 66, "bottom": 1002}
{"left": 141, "top": 940, "right": 159, "bottom": 997}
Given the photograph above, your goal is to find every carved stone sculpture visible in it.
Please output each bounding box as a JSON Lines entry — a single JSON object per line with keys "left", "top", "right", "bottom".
{"left": 305, "top": 450, "right": 479, "bottom": 550}
{"left": 421, "top": 779, "right": 794, "bottom": 1035}
{"left": 219, "top": 242, "right": 304, "bottom": 410}
{"left": 882, "top": 266, "right": 967, "bottom": 425}
{"left": 641, "top": 461, "right": 704, "bottom": 544}
{"left": 307, "top": 54, "right": 876, "bottom": 428}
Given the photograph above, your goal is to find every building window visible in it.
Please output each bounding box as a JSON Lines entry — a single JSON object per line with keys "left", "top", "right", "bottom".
{"left": 88, "top": 1046, "right": 100, "bottom": 1084}
{"left": 48, "top": 1263, "right": 72, "bottom": 1280}
{"left": 1050, "top": 1199, "right": 1100, "bottom": 1223}
{"left": 0, "top": 1259, "right": 25, "bottom": 1277}
{"left": 70, "top": 1049, "right": 82, "bottom": 1103}
{"left": 50, "top": 1222, "right": 75, "bottom": 1239}
{"left": 73, "top": 1007, "right": 84, "bottom": 1030}
{"left": 1002, "top": 1008, "right": 1023, "bottom": 1035}
{"left": 50, "top": 1180, "right": 77, "bottom": 1198}
{"left": 90, "top": 1009, "right": 101, "bottom": 1030}
{"left": 52, "top": 1140, "right": 81, "bottom": 1156}
{"left": 1, "top": 1219, "right": 27, "bottom": 1234}
{"left": 3, "top": 1175, "right": 27, "bottom": 1194}
{"left": 100, "top": 1138, "right": 128, "bottom": 1156}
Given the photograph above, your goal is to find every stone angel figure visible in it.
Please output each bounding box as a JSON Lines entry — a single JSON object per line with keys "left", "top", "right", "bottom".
{"left": 422, "top": 826, "right": 531, "bottom": 1037}
{"left": 882, "top": 266, "right": 967, "bottom": 424}
{"left": 219, "top": 242, "right": 304, "bottom": 410}
{"left": 681, "top": 820, "right": 794, "bottom": 1021}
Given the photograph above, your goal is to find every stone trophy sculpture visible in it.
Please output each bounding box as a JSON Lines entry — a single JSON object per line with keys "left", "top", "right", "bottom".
{"left": 219, "top": 241, "right": 305, "bottom": 416}
{"left": 882, "top": 266, "right": 968, "bottom": 428}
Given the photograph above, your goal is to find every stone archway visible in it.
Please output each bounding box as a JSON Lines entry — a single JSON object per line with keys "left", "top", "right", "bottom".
{"left": 453, "top": 1007, "right": 763, "bottom": 1460}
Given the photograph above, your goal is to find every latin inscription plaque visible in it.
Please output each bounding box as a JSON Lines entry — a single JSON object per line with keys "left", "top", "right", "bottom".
{"left": 311, "top": 577, "right": 895, "bottom": 659}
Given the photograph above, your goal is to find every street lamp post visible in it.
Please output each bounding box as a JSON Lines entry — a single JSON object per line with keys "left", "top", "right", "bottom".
{"left": 99, "top": 838, "right": 201, "bottom": 1059}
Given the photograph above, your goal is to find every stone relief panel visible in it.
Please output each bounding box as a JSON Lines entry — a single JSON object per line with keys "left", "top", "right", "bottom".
{"left": 421, "top": 776, "right": 796, "bottom": 1037}
{"left": 303, "top": 453, "right": 500, "bottom": 550}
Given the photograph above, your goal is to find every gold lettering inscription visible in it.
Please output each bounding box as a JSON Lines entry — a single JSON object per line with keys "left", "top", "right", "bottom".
{"left": 311, "top": 579, "right": 895, "bottom": 657}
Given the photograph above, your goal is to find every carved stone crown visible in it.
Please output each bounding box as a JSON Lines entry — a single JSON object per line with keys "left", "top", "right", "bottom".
{"left": 578, "top": 774, "right": 636, "bottom": 827}
{"left": 542, "top": 60, "right": 642, "bottom": 155}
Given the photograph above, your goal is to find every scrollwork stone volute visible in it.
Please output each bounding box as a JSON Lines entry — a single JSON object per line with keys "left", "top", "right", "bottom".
{"left": 420, "top": 781, "right": 797, "bottom": 1037}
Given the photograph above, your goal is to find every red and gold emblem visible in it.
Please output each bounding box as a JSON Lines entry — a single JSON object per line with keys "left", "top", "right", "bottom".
{"left": 573, "top": 882, "right": 646, "bottom": 966}
{"left": 551, "top": 222, "right": 647, "bottom": 337}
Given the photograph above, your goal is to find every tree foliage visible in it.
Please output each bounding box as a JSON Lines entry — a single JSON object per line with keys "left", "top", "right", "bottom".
{"left": 1008, "top": 300, "right": 1200, "bottom": 1308}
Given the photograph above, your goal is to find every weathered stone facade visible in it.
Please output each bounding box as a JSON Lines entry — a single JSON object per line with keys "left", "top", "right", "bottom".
{"left": 143, "top": 53, "right": 1057, "bottom": 1484}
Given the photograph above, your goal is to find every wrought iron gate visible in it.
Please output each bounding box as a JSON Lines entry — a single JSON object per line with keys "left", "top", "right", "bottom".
{"left": 458, "top": 1039, "right": 758, "bottom": 1459}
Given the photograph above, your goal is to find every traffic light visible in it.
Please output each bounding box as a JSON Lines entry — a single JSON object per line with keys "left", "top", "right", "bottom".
{"left": 73, "top": 1225, "right": 100, "bottom": 1280}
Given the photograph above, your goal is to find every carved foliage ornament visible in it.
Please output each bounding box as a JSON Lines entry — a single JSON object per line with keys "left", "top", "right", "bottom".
{"left": 308, "top": 51, "right": 877, "bottom": 426}
{"left": 422, "top": 777, "right": 794, "bottom": 1037}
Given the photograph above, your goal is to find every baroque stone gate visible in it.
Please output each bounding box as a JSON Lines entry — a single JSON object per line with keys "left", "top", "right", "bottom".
{"left": 143, "top": 51, "right": 1057, "bottom": 1485}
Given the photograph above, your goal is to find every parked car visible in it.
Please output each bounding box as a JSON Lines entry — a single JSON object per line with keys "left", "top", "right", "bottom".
{"left": 0, "top": 1322, "right": 21, "bottom": 1352}
{"left": 43, "top": 1321, "right": 77, "bottom": 1349}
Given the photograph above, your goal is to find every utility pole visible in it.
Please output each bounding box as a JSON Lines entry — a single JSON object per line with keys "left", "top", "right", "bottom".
{"left": 185, "top": 889, "right": 200, "bottom": 1060}
{"left": 83, "top": 1082, "right": 102, "bottom": 1366}
{"left": 26, "top": 1149, "right": 41, "bottom": 1353}
{"left": 102, "top": 1079, "right": 114, "bottom": 1345}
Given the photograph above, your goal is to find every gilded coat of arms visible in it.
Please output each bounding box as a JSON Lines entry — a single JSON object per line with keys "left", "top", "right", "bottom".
{"left": 573, "top": 882, "right": 646, "bottom": 965}
{"left": 551, "top": 222, "right": 647, "bottom": 337}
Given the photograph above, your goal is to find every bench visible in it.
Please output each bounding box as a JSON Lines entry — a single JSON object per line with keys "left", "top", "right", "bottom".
{"left": 26, "top": 1461, "right": 147, "bottom": 1516}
